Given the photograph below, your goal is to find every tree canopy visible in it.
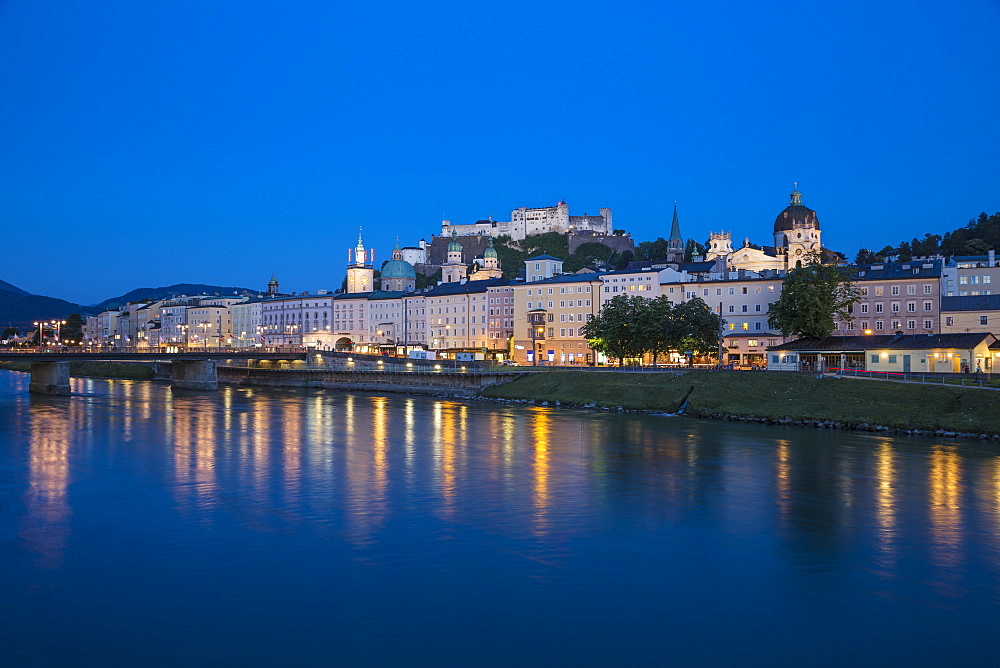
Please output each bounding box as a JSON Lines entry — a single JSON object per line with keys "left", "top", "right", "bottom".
{"left": 581, "top": 294, "right": 721, "bottom": 365}
{"left": 767, "top": 254, "right": 861, "bottom": 338}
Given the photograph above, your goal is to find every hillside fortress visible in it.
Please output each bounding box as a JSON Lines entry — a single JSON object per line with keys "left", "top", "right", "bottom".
{"left": 441, "top": 201, "right": 611, "bottom": 242}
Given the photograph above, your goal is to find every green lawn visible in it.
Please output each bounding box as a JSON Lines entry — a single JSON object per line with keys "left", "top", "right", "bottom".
{"left": 481, "top": 370, "right": 1000, "bottom": 434}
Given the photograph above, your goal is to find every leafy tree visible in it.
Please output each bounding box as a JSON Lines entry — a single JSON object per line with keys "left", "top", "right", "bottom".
{"left": 63, "top": 313, "right": 84, "bottom": 343}
{"left": 667, "top": 297, "right": 723, "bottom": 361}
{"left": 635, "top": 237, "right": 670, "bottom": 263}
{"left": 767, "top": 253, "right": 861, "bottom": 338}
{"left": 581, "top": 295, "right": 650, "bottom": 365}
{"left": 612, "top": 250, "right": 634, "bottom": 271}
{"left": 855, "top": 248, "right": 876, "bottom": 265}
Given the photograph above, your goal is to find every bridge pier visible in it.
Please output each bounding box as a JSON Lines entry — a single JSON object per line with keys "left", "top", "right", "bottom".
{"left": 29, "top": 361, "right": 71, "bottom": 395}
{"left": 170, "top": 360, "right": 218, "bottom": 390}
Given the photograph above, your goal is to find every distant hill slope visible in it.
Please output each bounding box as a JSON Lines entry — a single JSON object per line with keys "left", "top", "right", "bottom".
{"left": 91, "top": 283, "right": 261, "bottom": 311}
{"left": 0, "top": 290, "right": 91, "bottom": 328}
{"left": 0, "top": 279, "right": 32, "bottom": 296}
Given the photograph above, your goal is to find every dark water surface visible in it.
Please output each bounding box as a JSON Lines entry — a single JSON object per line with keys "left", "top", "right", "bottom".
{"left": 2, "top": 371, "right": 1000, "bottom": 664}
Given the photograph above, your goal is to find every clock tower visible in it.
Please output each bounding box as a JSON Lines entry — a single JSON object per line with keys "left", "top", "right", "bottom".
{"left": 346, "top": 229, "right": 375, "bottom": 293}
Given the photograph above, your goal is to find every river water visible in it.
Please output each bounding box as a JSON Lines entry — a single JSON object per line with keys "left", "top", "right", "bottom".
{"left": 1, "top": 370, "right": 999, "bottom": 664}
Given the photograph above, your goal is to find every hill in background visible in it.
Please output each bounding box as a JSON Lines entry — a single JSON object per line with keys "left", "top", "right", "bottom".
{"left": 90, "top": 283, "right": 262, "bottom": 312}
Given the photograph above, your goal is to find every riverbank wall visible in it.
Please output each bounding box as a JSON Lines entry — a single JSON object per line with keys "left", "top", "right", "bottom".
{"left": 480, "top": 370, "right": 1000, "bottom": 438}
{"left": 217, "top": 365, "right": 520, "bottom": 397}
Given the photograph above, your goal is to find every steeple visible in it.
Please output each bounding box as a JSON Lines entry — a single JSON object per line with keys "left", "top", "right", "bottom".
{"left": 668, "top": 203, "right": 682, "bottom": 244}
{"left": 267, "top": 273, "right": 279, "bottom": 296}
{"left": 666, "top": 202, "right": 684, "bottom": 263}
{"left": 355, "top": 227, "right": 367, "bottom": 266}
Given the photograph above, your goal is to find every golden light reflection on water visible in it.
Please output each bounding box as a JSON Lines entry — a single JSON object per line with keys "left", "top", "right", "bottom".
{"left": 531, "top": 408, "right": 551, "bottom": 535}
{"left": 874, "top": 440, "right": 897, "bottom": 569}
{"left": 775, "top": 441, "right": 790, "bottom": 522}
{"left": 24, "top": 402, "right": 75, "bottom": 569}
{"left": 928, "top": 445, "right": 963, "bottom": 575}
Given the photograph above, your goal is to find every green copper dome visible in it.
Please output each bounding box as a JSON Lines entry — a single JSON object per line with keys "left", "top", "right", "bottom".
{"left": 448, "top": 231, "right": 462, "bottom": 252}
{"left": 380, "top": 258, "right": 416, "bottom": 280}
{"left": 484, "top": 238, "right": 497, "bottom": 258}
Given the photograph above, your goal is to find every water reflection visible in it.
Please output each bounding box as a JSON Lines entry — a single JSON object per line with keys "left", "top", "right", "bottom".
{"left": 6, "top": 372, "right": 1000, "bottom": 640}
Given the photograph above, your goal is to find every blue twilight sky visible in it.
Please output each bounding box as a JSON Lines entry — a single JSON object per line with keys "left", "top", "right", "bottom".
{"left": 1, "top": 0, "right": 998, "bottom": 305}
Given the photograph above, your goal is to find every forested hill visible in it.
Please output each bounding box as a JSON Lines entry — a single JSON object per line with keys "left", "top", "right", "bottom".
{"left": 860, "top": 211, "right": 1000, "bottom": 264}
{"left": 91, "top": 284, "right": 261, "bottom": 311}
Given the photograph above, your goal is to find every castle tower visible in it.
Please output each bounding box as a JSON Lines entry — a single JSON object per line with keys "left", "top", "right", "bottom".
{"left": 442, "top": 231, "right": 467, "bottom": 283}
{"left": 380, "top": 240, "right": 417, "bottom": 292}
{"left": 267, "top": 274, "right": 280, "bottom": 296}
{"left": 666, "top": 203, "right": 684, "bottom": 263}
{"left": 346, "top": 228, "right": 375, "bottom": 293}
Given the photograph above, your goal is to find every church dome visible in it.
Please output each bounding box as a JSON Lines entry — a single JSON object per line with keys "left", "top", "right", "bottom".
{"left": 448, "top": 232, "right": 462, "bottom": 253}
{"left": 774, "top": 188, "right": 819, "bottom": 233}
{"left": 380, "top": 258, "right": 416, "bottom": 280}
{"left": 484, "top": 238, "right": 497, "bottom": 258}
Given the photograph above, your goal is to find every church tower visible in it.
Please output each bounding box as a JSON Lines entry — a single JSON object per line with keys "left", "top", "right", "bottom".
{"left": 705, "top": 232, "right": 733, "bottom": 261}
{"left": 442, "top": 231, "right": 467, "bottom": 283}
{"left": 666, "top": 204, "right": 685, "bottom": 263}
{"left": 267, "top": 274, "right": 280, "bottom": 296}
{"left": 469, "top": 237, "right": 503, "bottom": 280}
{"left": 346, "top": 229, "right": 375, "bottom": 293}
{"left": 773, "top": 185, "right": 821, "bottom": 269}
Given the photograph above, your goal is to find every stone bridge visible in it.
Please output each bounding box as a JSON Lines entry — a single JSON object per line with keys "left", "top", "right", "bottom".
{"left": 0, "top": 349, "right": 309, "bottom": 394}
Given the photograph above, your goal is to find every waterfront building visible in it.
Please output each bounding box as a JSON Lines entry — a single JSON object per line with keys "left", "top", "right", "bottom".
{"left": 367, "top": 291, "right": 408, "bottom": 351}
{"left": 231, "top": 299, "right": 263, "bottom": 348}
{"left": 833, "top": 259, "right": 943, "bottom": 335}
{"left": 262, "top": 291, "right": 336, "bottom": 347}
{"left": 485, "top": 282, "right": 515, "bottom": 351}
{"left": 425, "top": 278, "right": 510, "bottom": 355}
{"left": 402, "top": 293, "right": 428, "bottom": 350}
{"left": 332, "top": 291, "right": 371, "bottom": 350}
{"left": 767, "top": 333, "right": 998, "bottom": 373}
{"left": 511, "top": 269, "right": 602, "bottom": 365}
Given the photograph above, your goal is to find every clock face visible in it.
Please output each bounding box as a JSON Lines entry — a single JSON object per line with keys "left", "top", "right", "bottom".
{"left": 361, "top": 275, "right": 368, "bottom": 286}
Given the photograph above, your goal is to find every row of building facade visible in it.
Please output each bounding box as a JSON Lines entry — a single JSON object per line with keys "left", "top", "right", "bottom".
{"left": 83, "top": 191, "right": 1000, "bottom": 370}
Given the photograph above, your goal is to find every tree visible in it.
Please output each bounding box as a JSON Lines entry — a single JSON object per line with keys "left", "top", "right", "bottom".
{"left": 767, "top": 253, "right": 861, "bottom": 338}
{"left": 63, "top": 313, "right": 84, "bottom": 343}
{"left": 855, "top": 248, "right": 876, "bottom": 265}
{"left": 581, "top": 294, "right": 650, "bottom": 365}
{"left": 666, "top": 297, "right": 722, "bottom": 363}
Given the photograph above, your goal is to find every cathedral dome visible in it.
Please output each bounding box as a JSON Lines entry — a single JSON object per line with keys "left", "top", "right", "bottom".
{"left": 380, "top": 258, "right": 416, "bottom": 280}
{"left": 448, "top": 231, "right": 462, "bottom": 253}
{"left": 774, "top": 188, "right": 819, "bottom": 233}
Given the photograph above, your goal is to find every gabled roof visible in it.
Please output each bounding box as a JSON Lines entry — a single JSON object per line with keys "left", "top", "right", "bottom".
{"left": 768, "top": 333, "right": 995, "bottom": 352}
{"left": 941, "top": 295, "right": 1000, "bottom": 312}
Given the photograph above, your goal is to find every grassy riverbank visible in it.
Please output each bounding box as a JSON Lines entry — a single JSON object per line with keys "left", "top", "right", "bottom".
{"left": 481, "top": 371, "right": 1000, "bottom": 435}
{"left": 0, "top": 360, "right": 155, "bottom": 380}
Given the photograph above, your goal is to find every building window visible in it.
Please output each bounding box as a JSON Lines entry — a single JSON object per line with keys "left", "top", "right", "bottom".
{"left": 981, "top": 316, "right": 989, "bottom": 325}
{"left": 960, "top": 276, "right": 968, "bottom": 285}
{"left": 876, "top": 321, "right": 884, "bottom": 330}
{"left": 888, "top": 354, "right": 897, "bottom": 364}
{"left": 875, "top": 303, "right": 883, "bottom": 313}
{"left": 924, "top": 301, "right": 932, "bottom": 311}
{"left": 924, "top": 284, "right": 933, "bottom": 294}
{"left": 871, "top": 354, "right": 879, "bottom": 363}
{"left": 907, "top": 320, "right": 916, "bottom": 329}
{"left": 923, "top": 319, "right": 932, "bottom": 329}
{"left": 946, "top": 317, "right": 954, "bottom": 326}
{"left": 907, "top": 302, "right": 916, "bottom": 312}
{"left": 907, "top": 285, "right": 916, "bottom": 295}
{"left": 861, "top": 304, "right": 869, "bottom": 313}
{"left": 891, "top": 286, "right": 900, "bottom": 295}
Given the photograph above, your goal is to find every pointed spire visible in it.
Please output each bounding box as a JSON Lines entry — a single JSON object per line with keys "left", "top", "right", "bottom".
{"left": 668, "top": 202, "right": 682, "bottom": 244}
{"left": 355, "top": 226, "right": 366, "bottom": 266}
